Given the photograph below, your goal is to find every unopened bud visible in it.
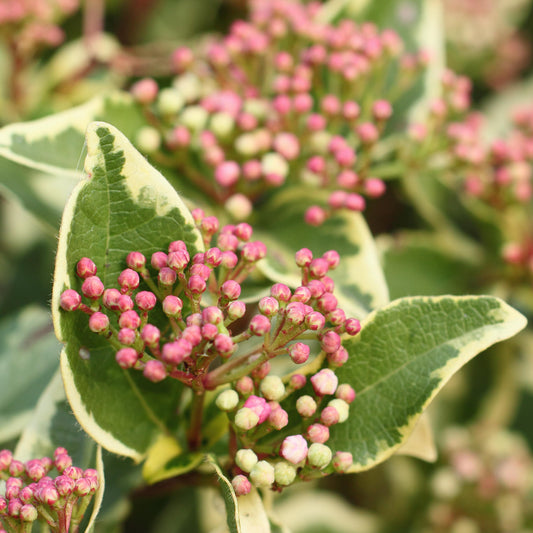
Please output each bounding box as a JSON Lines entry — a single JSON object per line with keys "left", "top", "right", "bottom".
{"left": 307, "top": 443, "right": 332, "bottom": 469}
{"left": 235, "top": 449, "right": 258, "bottom": 473}
{"left": 216, "top": 389, "right": 239, "bottom": 411}
{"left": 249, "top": 461, "right": 275, "bottom": 488}
{"left": 274, "top": 461, "right": 297, "bottom": 486}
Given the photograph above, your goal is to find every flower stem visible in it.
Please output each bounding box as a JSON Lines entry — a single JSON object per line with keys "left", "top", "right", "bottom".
{"left": 187, "top": 390, "right": 206, "bottom": 451}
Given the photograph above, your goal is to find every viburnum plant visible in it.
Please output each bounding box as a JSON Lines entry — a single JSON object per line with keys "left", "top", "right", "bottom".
{"left": 0, "top": 1, "right": 530, "bottom": 531}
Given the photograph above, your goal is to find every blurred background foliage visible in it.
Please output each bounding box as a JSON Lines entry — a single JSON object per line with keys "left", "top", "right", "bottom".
{"left": 1, "top": 0, "right": 533, "bottom": 532}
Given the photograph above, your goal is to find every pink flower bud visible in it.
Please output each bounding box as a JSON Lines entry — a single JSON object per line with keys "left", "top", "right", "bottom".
{"left": 172, "top": 46, "right": 193, "bottom": 72}
{"left": 251, "top": 361, "right": 270, "bottom": 380}
{"left": 143, "top": 360, "right": 167, "bottom": 382}
{"left": 64, "top": 465, "right": 84, "bottom": 480}
{"left": 305, "top": 206, "right": 327, "bottom": 226}
{"left": 293, "top": 93, "right": 313, "bottom": 113}
{"left": 117, "top": 327, "right": 135, "bottom": 345}
{"left": 311, "top": 368, "right": 338, "bottom": 396}
{"left": 305, "top": 311, "right": 326, "bottom": 331}
{"left": 131, "top": 78, "right": 158, "bottom": 104}
{"left": 162, "top": 295, "right": 183, "bottom": 317}
{"left": 8, "top": 498, "right": 22, "bottom": 517}
{"left": 268, "top": 406, "right": 289, "bottom": 430}
{"left": 321, "top": 405, "right": 340, "bottom": 426}
{"left": 227, "top": 300, "right": 246, "bottom": 321}
{"left": 232, "top": 474, "right": 252, "bottom": 496}
{"left": 289, "top": 374, "right": 306, "bottom": 390}
{"left": 187, "top": 275, "right": 206, "bottom": 295}
{"left": 126, "top": 251, "right": 146, "bottom": 271}
{"left": 332, "top": 451, "right": 353, "bottom": 472}
{"left": 9, "top": 460, "right": 24, "bottom": 477}
{"left": 151, "top": 251, "right": 168, "bottom": 270}
{"left": 336, "top": 384, "right": 356, "bottom": 404}
{"left": 19, "top": 485, "right": 34, "bottom": 504}
{"left": 167, "top": 250, "right": 190, "bottom": 272}
{"left": 271, "top": 283, "right": 291, "bottom": 302}
{"left": 200, "top": 216, "right": 219, "bottom": 236}
{"left": 118, "top": 269, "right": 139, "bottom": 292}
{"left": 134, "top": 291, "right": 156, "bottom": 311}
{"left": 218, "top": 233, "right": 239, "bottom": 252}
{"left": 162, "top": 339, "right": 192, "bottom": 365}
{"left": 202, "top": 306, "right": 224, "bottom": 325}
{"left": 220, "top": 280, "right": 241, "bottom": 300}
{"left": 235, "top": 376, "right": 254, "bottom": 396}
{"left": 141, "top": 324, "right": 160, "bottom": 346}
{"left": 88, "top": 312, "right": 109, "bottom": 333}
{"left": 296, "top": 395, "right": 317, "bottom": 417}
{"left": 328, "top": 346, "right": 348, "bottom": 367}
{"left": 285, "top": 302, "right": 307, "bottom": 325}
{"left": 256, "top": 296, "right": 278, "bottom": 317}
{"left": 307, "top": 155, "right": 326, "bottom": 174}
{"left": 273, "top": 133, "right": 300, "bottom": 160}
{"left": 342, "top": 101, "right": 360, "bottom": 120}
{"left": 344, "top": 193, "right": 366, "bottom": 212}
{"left": 213, "top": 333, "right": 234, "bottom": 357}
{"left": 307, "top": 423, "right": 330, "bottom": 443}
{"left": 81, "top": 276, "right": 104, "bottom": 300}
{"left": 102, "top": 288, "right": 121, "bottom": 310}
{"left": 244, "top": 395, "right": 271, "bottom": 424}
{"left": 76, "top": 257, "right": 97, "bottom": 279}
{"left": 289, "top": 342, "right": 310, "bottom": 364}
{"left": 215, "top": 161, "right": 240, "bottom": 187}
{"left": 0, "top": 449, "right": 12, "bottom": 471}
{"left": 6, "top": 478, "right": 23, "bottom": 499}
{"left": 328, "top": 308, "right": 346, "bottom": 326}
{"left": 321, "top": 94, "right": 340, "bottom": 115}
{"left": 242, "top": 241, "right": 267, "bottom": 262}
{"left": 356, "top": 122, "right": 379, "bottom": 144}
{"left": 372, "top": 99, "right": 392, "bottom": 121}
{"left": 295, "top": 248, "right": 313, "bottom": 267}
{"left": 364, "top": 177, "right": 386, "bottom": 198}
{"left": 280, "top": 435, "right": 308, "bottom": 464}
{"left": 344, "top": 318, "right": 361, "bottom": 336}
{"left": 309, "top": 258, "right": 329, "bottom": 279}
{"left": 35, "top": 483, "right": 59, "bottom": 506}
{"left": 158, "top": 267, "right": 177, "bottom": 286}
{"left": 116, "top": 348, "right": 139, "bottom": 369}
{"left": 74, "top": 477, "right": 92, "bottom": 496}
{"left": 20, "top": 503, "right": 38, "bottom": 522}
{"left": 54, "top": 453, "right": 72, "bottom": 472}
{"left": 54, "top": 475, "right": 75, "bottom": 497}
{"left": 119, "top": 310, "right": 141, "bottom": 330}
{"left": 117, "top": 294, "right": 134, "bottom": 312}
{"left": 318, "top": 293, "right": 338, "bottom": 313}
{"left": 60, "top": 289, "right": 81, "bottom": 311}
{"left": 292, "top": 286, "right": 312, "bottom": 303}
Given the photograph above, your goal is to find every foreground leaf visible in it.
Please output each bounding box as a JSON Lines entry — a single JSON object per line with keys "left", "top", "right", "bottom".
{"left": 328, "top": 295, "right": 526, "bottom": 471}
{"left": 52, "top": 121, "right": 203, "bottom": 460}
{"left": 255, "top": 188, "right": 389, "bottom": 318}
{"left": 0, "top": 306, "right": 60, "bottom": 443}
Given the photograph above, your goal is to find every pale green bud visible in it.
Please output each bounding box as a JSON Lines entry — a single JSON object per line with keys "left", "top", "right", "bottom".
{"left": 259, "top": 375, "right": 285, "bottom": 401}
{"left": 180, "top": 106, "right": 208, "bottom": 132}
{"left": 172, "top": 73, "right": 201, "bottom": 102}
{"left": 243, "top": 98, "right": 268, "bottom": 118}
{"left": 296, "top": 395, "right": 317, "bottom": 417}
{"left": 235, "top": 449, "right": 258, "bottom": 473}
{"left": 310, "top": 131, "right": 332, "bottom": 154}
{"left": 261, "top": 152, "right": 289, "bottom": 178}
{"left": 235, "top": 133, "right": 258, "bottom": 156}
{"left": 225, "top": 194, "right": 253, "bottom": 221}
{"left": 136, "top": 126, "right": 161, "bottom": 153}
{"left": 249, "top": 460, "right": 275, "bottom": 488}
{"left": 234, "top": 407, "right": 259, "bottom": 431}
{"left": 307, "top": 443, "right": 333, "bottom": 469}
{"left": 210, "top": 112, "right": 235, "bottom": 138}
{"left": 216, "top": 389, "right": 239, "bottom": 411}
{"left": 157, "top": 88, "right": 185, "bottom": 115}
{"left": 274, "top": 461, "right": 297, "bottom": 486}
{"left": 327, "top": 399, "right": 349, "bottom": 423}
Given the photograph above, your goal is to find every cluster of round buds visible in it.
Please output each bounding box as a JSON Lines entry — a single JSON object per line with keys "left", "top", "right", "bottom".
{"left": 59, "top": 214, "right": 271, "bottom": 385}
{"left": 211, "top": 247, "right": 361, "bottom": 495}
{"left": 0, "top": 447, "right": 98, "bottom": 533}
{"left": 406, "top": 69, "right": 533, "bottom": 283}
{"left": 129, "top": 0, "right": 428, "bottom": 224}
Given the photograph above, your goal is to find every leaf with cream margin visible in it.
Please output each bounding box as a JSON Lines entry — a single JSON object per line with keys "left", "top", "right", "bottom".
{"left": 0, "top": 92, "right": 145, "bottom": 228}
{"left": 255, "top": 187, "right": 389, "bottom": 319}
{"left": 0, "top": 306, "right": 60, "bottom": 443}
{"left": 328, "top": 295, "right": 526, "bottom": 471}
{"left": 52, "top": 121, "right": 204, "bottom": 461}
{"left": 205, "top": 457, "right": 271, "bottom": 533}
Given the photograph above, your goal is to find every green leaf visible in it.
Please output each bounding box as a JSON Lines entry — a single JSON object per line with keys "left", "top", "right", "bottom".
{"left": 328, "top": 295, "right": 526, "bottom": 471}
{"left": 205, "top": 456, "right": 241, "bottom": 533}
{"left": 255, "top": 188, "right": 389, "bottom": 318}
{"left": 52, "top": 121, "right": 204, "bottom": 461}
{"left": 0, "top": 306, "right": 61, "bottom": 443}
{"left": 0, "top": 92, "right": 145, "bottom": 228}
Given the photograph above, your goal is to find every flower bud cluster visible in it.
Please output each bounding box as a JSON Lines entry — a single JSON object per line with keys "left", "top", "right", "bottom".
{"left": 129, "top": 0, "right": 427, "bottom": 224}
{"left": 0, "top": 447, "right": 99, "bottom": 533}
{"left": 406, "top": 69, "right": 533, "bottom": 284}
{"left": 59, "top": 216, "right": 361, "bottom": 492}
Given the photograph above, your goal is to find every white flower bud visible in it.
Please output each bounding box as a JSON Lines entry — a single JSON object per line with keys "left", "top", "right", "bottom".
{"left": 259, "top": 375, "right": 285, "bottom": 401}
{"left": 243, "top": 98, "right": 268, "bottom": 118}
{"left": 215, "top": 389, "right": 239, "bottom": 411}
{"left": 274, "top": 461, "right": 297, "bottom": 486}
{"left": 210, "top": 112, "right": 235, "bottom": 138}
{"left": 234, "top": 407, "right": 259, "bottom": 431}
{"left": 180, "top": 106, "right": 208, "bottom": 132}
{"left": 249, "top": 460, "right": 275, "bottom": 488}
{"left": 235, "top": 133, "right": 258, "bottom": 156}
{"left": 136, "top": 126, "right": 161, "bottom": 153}
{"left": 310, "top": 131, "right": 332, "bottom": 154}
{"left": 157, "top": 88, "right": 185, "bottom": 115}
{"left": 261, "top": 152, "right": 289, "bottom": 178}
{"left": 307, "top": 443, "right": 332, "bottom": 469}
{"left": 172, "top": 73, "right": 201, "bottom": 102}
{"left": 235, "top": 449, "right": 258, "bottom": 473}
{"left": 327, "top": 399, "right": 349, "bottom": 423}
